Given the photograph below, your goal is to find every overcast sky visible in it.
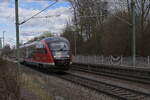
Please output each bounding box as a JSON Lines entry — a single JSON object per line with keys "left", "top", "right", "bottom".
{"left": 0, "top": 0, "right": 72, "bottom": 46}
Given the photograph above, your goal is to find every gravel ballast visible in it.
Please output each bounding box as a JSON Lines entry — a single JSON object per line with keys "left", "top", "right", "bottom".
{"left": 20, "top": 65, "right": 117, "bottom": 100}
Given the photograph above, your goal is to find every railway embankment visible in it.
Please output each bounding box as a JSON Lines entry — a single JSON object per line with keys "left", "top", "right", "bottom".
{"left": 0, "top": 59, "right": 20, "bottom": 100}
{"left": 0, "top": 58, "right": 47, "bottom": 100}
{"left": 20, "top": 64, "right": 116, "bottom": 100}
{"left": 6, "top": 58, "right": 150, "bottom": 100}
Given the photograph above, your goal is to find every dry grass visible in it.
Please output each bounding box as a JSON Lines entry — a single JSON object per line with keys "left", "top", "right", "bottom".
{"left": 21, "top": 73, "right": 54, "bottom": 100}
{"left": 0, "top": 58, "right": 20, "bottom": 100}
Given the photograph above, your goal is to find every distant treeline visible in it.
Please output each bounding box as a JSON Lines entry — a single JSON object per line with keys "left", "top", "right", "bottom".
{"left": 62, "top": 0, "right": 150, "bottom": 56}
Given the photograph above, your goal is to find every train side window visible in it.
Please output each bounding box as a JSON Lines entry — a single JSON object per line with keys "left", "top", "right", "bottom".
{"left": 36, "top": 48, "right": 47, "bottom": 54}
{"left": 35, "top": 43, "right": 47, "bottom": 54}
{"left": 26, "top": 45, "right": 36, "bottom": 58}
{"left": 43, "top": 49, "right": 47, "bottom": 54}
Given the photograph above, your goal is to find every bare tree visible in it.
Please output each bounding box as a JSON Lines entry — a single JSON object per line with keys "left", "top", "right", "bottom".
{"left": 63, "top": 0, "right": 150, "bottom": 56}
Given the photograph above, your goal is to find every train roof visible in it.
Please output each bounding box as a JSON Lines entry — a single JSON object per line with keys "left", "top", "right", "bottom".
{"left": 20, "top": 41, "right": 37, "bottom": 48}
{"left": 43, "top": 37, "right": 69, "bottom": 44}
{"left": 20, "top": 37, "right": 69, "bottom": 48}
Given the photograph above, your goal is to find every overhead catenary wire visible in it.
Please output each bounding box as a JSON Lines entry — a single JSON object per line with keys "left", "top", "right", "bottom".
{"left": 75, "top": 12, "right": 132, "bottom": 26}
{"left": 19, "top": 1, "right": 58, "bottom": 25}
{"left": 71, "top": 0, "right": 149, "bottom": 26}
{"left": 32, "top": 14, "right": 61, "bottom": 18}
{"left": 27, "top": 0, "right": 59, "bottom": 1}
{"left": 69, "top": 1, "right": 133, "bottom": 26}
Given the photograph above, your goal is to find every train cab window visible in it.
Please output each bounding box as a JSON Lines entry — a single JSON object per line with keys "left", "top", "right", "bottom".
{"left": 49, "top": 42, "right": 70, "bottom": 51}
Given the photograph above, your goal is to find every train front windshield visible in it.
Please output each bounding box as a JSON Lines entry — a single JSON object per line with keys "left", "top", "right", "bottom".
{"left": 49, "top": 41, "right": 70, "bottom": 59}
{"left": 50, "top": 42, "right": 70, "bottom": 51}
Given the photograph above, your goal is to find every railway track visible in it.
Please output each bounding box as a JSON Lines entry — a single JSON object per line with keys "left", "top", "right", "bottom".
{"left": 59, "top": 72, "right": 150, "bottom": 100}
{"left": 71, "top": 63, "right": 150, "bottom": 84}
{"left": 17, "top": 62, "right": 150, "bottom": 100}
{"left": 20, "top": 63, "right": 150, "bottom": 99}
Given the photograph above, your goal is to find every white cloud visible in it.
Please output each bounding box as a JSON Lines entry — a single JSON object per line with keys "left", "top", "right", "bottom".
{"left": 23, "top": 0, "right": 51, "bottom": 8}
{"left": 20, "top": 6, "right": 73, "bottom": 34}
{"left": 0, "top": 0, "right": 72, "bottom": 45}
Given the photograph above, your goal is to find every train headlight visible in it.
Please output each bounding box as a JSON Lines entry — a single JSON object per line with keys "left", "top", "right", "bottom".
{"left": 53, "top": 51, "right": 70, "bottom": 58}
{"left": 55, "top": 52, "right": 62, "bottom": 57}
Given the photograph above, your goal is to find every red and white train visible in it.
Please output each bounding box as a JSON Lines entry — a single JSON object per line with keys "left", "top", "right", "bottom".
{"left": 20, "top": 37, "right": 72, "bottom": 71}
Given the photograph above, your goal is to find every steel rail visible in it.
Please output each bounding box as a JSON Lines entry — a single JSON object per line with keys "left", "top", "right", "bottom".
{"left": 8, "top": 60, "right": 150, "bottom": 100}
{"left": 71, "top": 63, "right": 150, "bottom": 84}
{"left": 59, "top": 73, "right": 150, "bottom": 100}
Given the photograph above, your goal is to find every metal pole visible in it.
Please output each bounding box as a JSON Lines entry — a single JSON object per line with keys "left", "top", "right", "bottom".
{"left": 131, "top": 0, "right": 136, "bottom": 66}
{"left": 0, "top": 38, "right": 1, "bottom": 48}
{"left": 3, "top": 31, "right": 5, "bottom": 48}
{"left": 15, "top": 0, "right": 20, "bottom": 66}
{"left": 148, "top": 56, "right": 150, "bottom": 65}
{"left": 74, "top": 32, "right": 77, "bottom": 56}
{"left": 14, "top": 1, "right": 20, "bottom": 97}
